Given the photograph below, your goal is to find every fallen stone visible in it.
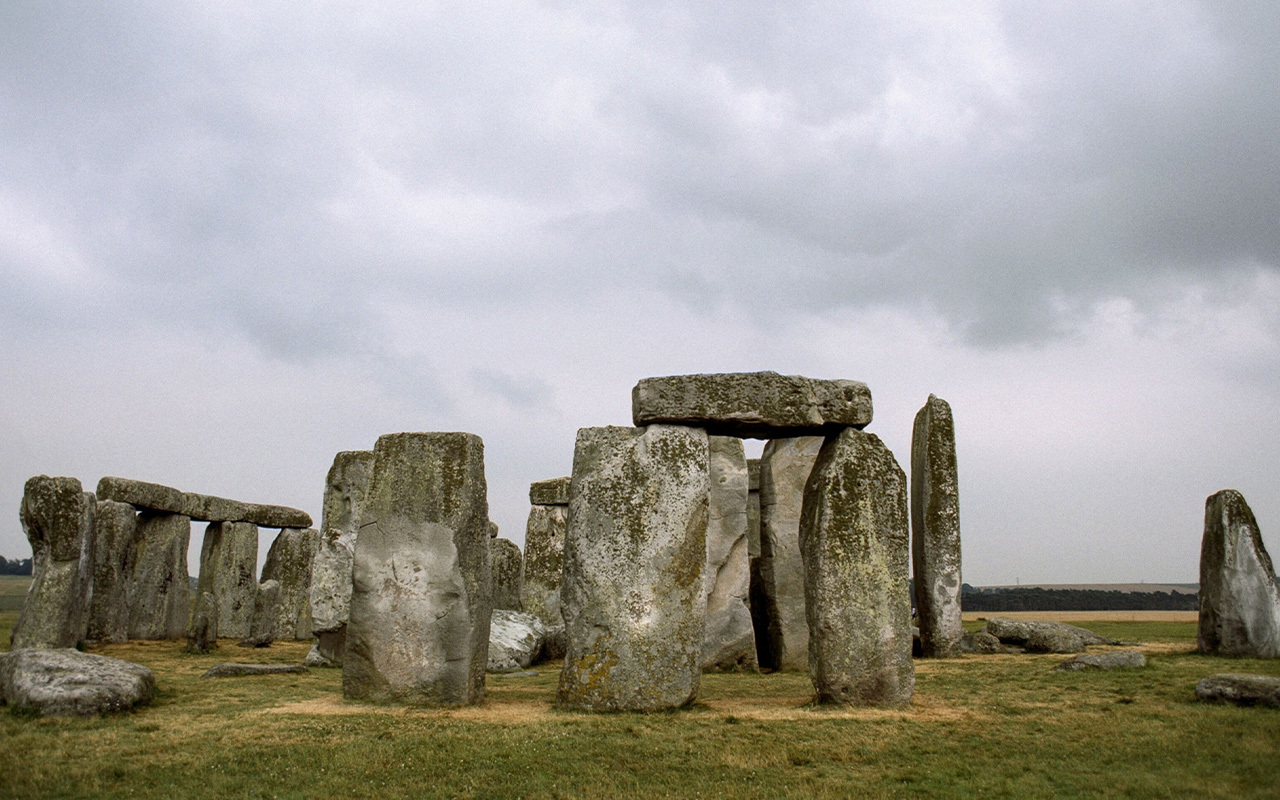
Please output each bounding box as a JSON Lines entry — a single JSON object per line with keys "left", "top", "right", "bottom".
{"left": 911, "top": 395, "right": 963, "bottom": 659}
{"left": 1024, "top": 627, "right": 1086, "bottom": 654}
{"left": 702, "top": 436, "right": 756, "bottom": 672}
{"left": 86, "top": 500, "right": 137, "bottom": 644}
{"left": 197, "top": 521, "right": 259, "bottom": 639}
{"left": 1197, "top": 489, "right": 1280, "bottom": 658}
{"left": 344, "top": 432, "right": 492, "bottom": 706}
{"left": 520, "top": 502, "right": 568, "bottom": 627}
{"left": 632, "top": 371, "right": 873, "bottom": 438}
{"left": 187, "top": 591, "right": 219, "bottom": 654}
{"left": 960, "top": 630, "right": 1005, "bottom": 654}
{"left": 491, "top": 538, "right": 524, "bottom": 612}
{"left": 490, "top": 669, "right": 540, "bottom": 678}
{"left": 308, "top": 450, "right": 375, "bottom": 666}
{"left": 201, "top": 663, "right": 308, "bottom": 678}
{"left": 488, "top": 609, "right": 547, "bottom": 671}
{"left": 125, "top": 512, "right": 191, "bottom": 640}
{"left": 1055, "top": 650, "right": 1147, "bottom": 670}
{"left": 1195, "top": 673, "right": 1280, "bottom": 707}
{"left": 260, "top": 527, "right": 318, "bottom": 640}
{"left": 984, "top": 618, "right": 1113, "bottom": 647}
{"left": 557, "top": 425, "right": 708, "bottom": 712}
{"left": 800, "top": 428, "right": 914, "bottom": 707}
{"left": 312, "top": 628, "right": 345, "bottom": 666}
{"left": 0, "top": 648, "right": 154, "bottom": 716}
{"left": 528, "top": 476, "right": 570, "bottom": 506}
{"left": 95, "top": 476, "right": 312, "bottom": 528}
{"left": 304, "top": 645, "right": 335, "bottom": 667}
{"left": 11, "top": 476, "right": 96, "bottom": 649}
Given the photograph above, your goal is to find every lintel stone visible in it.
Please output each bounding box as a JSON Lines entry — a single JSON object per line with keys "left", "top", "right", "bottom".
{"left": 96, "top": 476, "right": 312, "bottom": 528}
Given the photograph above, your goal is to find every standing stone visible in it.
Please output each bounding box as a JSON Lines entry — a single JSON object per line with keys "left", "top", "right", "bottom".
{"left": 187, "top": 591, "right": 219, "bottom": 653}
{"left": 556, "top": 425, "right": 709, "bottom": 712}
{"left": 86, "top": 500, "right": 137, "bottom": 643}
{"left": 521, "top": 497, "right": 568, "bottom": 627}
{"left": 702, "top": 436, "right": 756, "bottom": 671}
{"left": 240, "top": 580, "right": 281, "bottom": 647}
{"left": 309, "top": 450, "right": 374, "bottom": 666}
{"left": 197, "top": 522, "right": 259, "bottom": 640}
{"left": 756, "top": 437, "right": 823, "bottom": 670}
{"left": 911, "top": 394, "right": 963, "bottom": 658}
{"left": 799, "top": 429, "right": 914, "bottom": 707}
{"left": 1198, "top": 490, "right": 1280, "bottom": 658}
{"left": 491, "top": 538, "right": 524, "bottom": 611}
{"left": 11, "top": 477, "right": 96, "bottom": 649}
{"left": 126, "top": 512, "right": 191, "bottom": 640}
{"left": 343, "top": 432, "right": 492, "bottom": 706}
{"left": 261, "top": 527, "right": 319, "bottom": 639}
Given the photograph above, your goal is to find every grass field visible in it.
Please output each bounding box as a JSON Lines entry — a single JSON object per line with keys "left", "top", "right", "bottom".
{"left": 2, "top": 614, "right": 1279, "bottom": 799}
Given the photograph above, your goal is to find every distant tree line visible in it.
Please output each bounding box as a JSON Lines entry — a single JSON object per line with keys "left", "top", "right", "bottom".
{"left": 0, "top": 556, "right": 33, "bottom": 576}
{"left": 959, "top": 585, "right": 1198, "bottom": 612}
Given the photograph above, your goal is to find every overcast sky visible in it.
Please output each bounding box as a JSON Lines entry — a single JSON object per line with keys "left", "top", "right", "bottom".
{"left": 2, "top": 2, "right": 1276, "bottom": 585}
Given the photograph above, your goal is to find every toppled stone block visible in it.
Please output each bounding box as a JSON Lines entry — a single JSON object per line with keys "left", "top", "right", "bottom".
{"left": 202, "top": 663, "right": 308, "bottom": 678}
{"left": 528, "top": 476, "right": 570, "bottom": 506}
{"left": 1024, "top": 627, "right": 1086, "bottom": 654}
{"left": 911, "top": 395, "right": 963, "bottom": 658}
{"left": 1055, "top": 650, "right": 1146, "bottom": 670}
{"left": 491, "top": 538, "right": 524, "bottom": 611}
{"left": 488, "top": 609, "right": 548, "bottom": 671}
{"left": 960, "top": 630, "right": 1005, "bottom": 654}
{"left": 86, "top": 500, "right": 137, "bottom": 644}
{"left": 197, "top": 522, "right": 259, "bottom": 640}
{"left": 521, "top": 502, "right": 568, "bottom": 627}
{"left": 702, "top": 436, "right": 756, "bottom": 672}
{"left": 0, "top": 649, "right": 155, "bottom": 716}
{"left": 1197, "top": 489, "right": 1280, "bottom": 658}
{"left": 96, "top": 476, "right": 311, "bottom": 528}
{"left": 984, "top": 618, "right": 1113, "bottom": 647}
{"left": 1195, "top": 673, "right": 1280, "bottom": 707}
{"left": 632, "top": 371, "right": 872, "bottom": 438}
{"left": 125, "top": 512, "right": 191, "bottom": 640}
{"left": 261, "top": 527, "right": 319, "bottom": 639}
{"left": 12, "top": 476, "right": 96, "bottom": 649}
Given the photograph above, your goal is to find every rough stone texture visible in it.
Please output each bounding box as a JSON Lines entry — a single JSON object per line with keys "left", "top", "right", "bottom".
{"left": 260, "top": 527, "right": 319, "bottom": 639}
{"left": 308, "top": 450, "right": 375, "bottom": 666}
{"left": 85, "top": 500, "right": 137, "bottom": 643}
{"left": 911, "top": 395, "right": 963, "bottom": 659}
{"left": 799, "top": 429, "right": 914, "bottom": 707}
{"left": 343, "top": 432, "right": 492, "bottom": 706}
{"left": 984, "top": 618, "right": 1113, "bottom": 647}
{"left": 311, "top": 629, "right": 345, "bottom": 665}
{"left": 125, "top": 512, "right": 191, "bottom": 640}
{"left": 202, "top": 663, "right": 309, "bottom": 678}
{"left": 1195, "top": 673, "right": 1280, "bottom": 707}
{"left": 488, "top": 609, "right": 548, "bottom": 671}
{"left": 960, "top": 630, "right": 1005, "bottom": 654}
{"left": 489, "top": 521, "right": 499, "bottom": 538}
{"left": 520, "top": 504, "right": 568, "bottom": 627}
{"left": 187, "top": 591, "right": 219, "bottom": 653}
{"left": 632, "top": 371, "right": 873, "bottom": 438}
{"left": 197, "top": 522, "right": 259, "bottom": 640}
{"left": 95, "top": 476, "right": 312, "bottom": 527}
{"left": 702, "top": 436, "right": 756, "bottom": 672}
{"left": 746, "top": 460, "right": 761, "bottom": 557}
{"left": 1055, "top": 650, "right": 1147, "bottom": 670}
{"left": 304, "top": 645, "right": 335, "bottom": 668}
{"left": 556, "top": 425, "right": 709, "bottom": 712}
{"left": 529, "top": 476, "right": 570, "bottom": 506}
{"left": 11, "top": 477, "right": 96, "bottom": 650}
{"left": 755, "top": 437, "right": 823, "bottom": 670}
{"left": 490, "top": 538, "right": 524, "bottom": 611}
{"left": 1197, "top": 489, "right": 1280, "bottom": 658}
{"left": 241, "top": 579, "right": 281, "bottom": 647}
{"left": 0, "top": 649, "right": 155, "bottom": 716}
{"left": 1024, "top": 627, "right": 1086, "bottom": 654}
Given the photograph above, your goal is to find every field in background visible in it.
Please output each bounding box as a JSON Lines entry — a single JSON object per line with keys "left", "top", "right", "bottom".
{"left": 963, "top": 610, "right": 1199, "bottom": 622}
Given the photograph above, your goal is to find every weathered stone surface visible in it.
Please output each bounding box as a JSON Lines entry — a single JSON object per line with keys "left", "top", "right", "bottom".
{"left": 308, "top": 450, "right": 375, "bottom": 666}
{"left": 799, "top": 429, "right": 914, "bottom": 707}
{"left": 557, "top": 425, "right": 709, "bottom": 712}
{"left": 95, "top": 476, "right": 312, "bottom": 528}
{"left": 702, "top": 436, "right": 756, "bottom": 672}
{"left": 0, "top": 649, "right": 155, "bottom": 716}
{"left": 984, "top": 618, "right": 1113, "bottom": 647}
{"left": 197, "top": 522, "right": 259, "bottom": 640}
{"left": 746, "top": 459, "right": 761, "bottom": 557}
{"left": 240, "top": 579, "right": 280, "bottom": 647}
{"left": 911, "top": 395, "right": 963, "bottom": 659}
{"left": 488, "top": 609, "right": 548, "bottom": 671}
{"left": 1055, "top": 650, "right": 1146, "bottom": 670}
{"left": 489, "top": 521, "right": 499, "bottom": 538}
{"left": 632, "top": 371, "right": 873, "bottom": 438}
{"left": 520, "top": 504, "right": 568, "bottom": 626}
{"left": 11, "top": 477, "right": 96, "bottom": 649}
{"left": 1024, "top": 627, "right": 1086, "bottom": 654}
{"left": 125, "top": 512, "right": 191, "bottom": 640}
{"left": 491, "top": 538, "right": 524, "bottom": 611}
{"left": 187, "top": 591, "right": 219, "bottom": 653}
{"left": 1198, "top": 490, "right": 1280, "bottom": 658}
{"left": 1195, "top": 673, "right": 1280, "bottom": 707}
{"left": 343, "top": 432, "right": 492, "bottom": 706}
{"left": 260, "top": 527, "right": 318, "bottom": 640}
{"left": 311, "top": 629, "right": 345, "bottom": 666}
{"left": 85, "top": 500, "right": 137, "bottom": 643}
{"left": 960, "top": 630, "right": 1005, "bottom": 654}
{"left": 529, "top": 476, "right": 571, "bottom": 506}
{"left": 755, "top": 437, "right": 823, "bottom": 670}
{"left": 304, "top": 645, "right": 335, "bottom": 668}
{"left": 202, "top": 663, "right": 308, "bottom": 678}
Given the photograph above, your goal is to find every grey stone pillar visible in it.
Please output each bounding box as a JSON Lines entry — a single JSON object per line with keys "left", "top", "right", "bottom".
{"left": 702, "top": 435, "right": 756, "bottom": 671}
{"left": 86, "top": 500, "right": 137, "bottom": 643}
{"left": 556, "top": 425, "right": 709, "bottom": 711}
{"left": 343, "top": 432, "right": 492, "bottom": 706}
{"left": 911, "top": 394, "right": 963, "bottom": 658}
{"left": 520, "top": 478, "right": 569, "bottom": 627}
{"left": 800, "top": 429, "right": 914, "bottom": 707}
{"left": 1198, "top": 489, "right": 1280, "bottom": 658}
{"left": 309, "top": 450, "right": 374, "bottom": 664}
{"left": 491, "top": 537, "right": 524, "bottom": 611}
{"left": 11, "top": 476, "right": 96, "bottom": 649}
{"left": 197, "top": 521, "right": 259, "bottom": 639}
{"left": 261, "top": 527, "right": 319, "bottom": 639}
{"left": 126, "top": 511, "right": 191, "bottom": 640}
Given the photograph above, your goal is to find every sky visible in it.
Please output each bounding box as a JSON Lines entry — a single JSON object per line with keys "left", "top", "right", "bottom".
{"left": 1, "top": 1, "right": 1277, "bottom": 585}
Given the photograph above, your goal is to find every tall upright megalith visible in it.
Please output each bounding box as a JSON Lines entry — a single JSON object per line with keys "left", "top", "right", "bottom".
{"left": 309, "top": 450, "right": 374, "bottom": 664}
{"left": 126, "top": 511, "right": 191, "bottom": 640}
{"left": 910, "top": 394, "right": 962, "bottom": 658}
{"left": 800, "top": 429, "right": 914, "bottom": 707}
{"left": 197, "top": 522, "right": 259, "bottom": 640}
{"left": 756, "top": 436, "right": 823, "bottom": 670}
{"left": 261, "top": 527, "right": 319, "bottom": 639}
{"left": 11, "top": 476, "right": 96, "bottom": 649}
{"left": 1198, "top": 490, "right": 1280, "bottom": 658}
{"left": 343, "top": 432, "right": 492, "bottom": 706}
{"left": 702, "top": 436, "right": 756, "bottom": 671}
{"left": 557, "top": 425, "right": 709, "bottom": 711}
{"left": 490, "top": 537, "right": 524, "bottom": 612}
{"left": 86, "top": 500, "right": 138, "bottom": 643}
{"left": 521, "top": 477, "right": 569, "bottom": 626}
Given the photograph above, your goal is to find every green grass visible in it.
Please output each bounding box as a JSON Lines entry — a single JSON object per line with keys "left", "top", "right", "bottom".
{"left": 1, "top": 622, "right": 1277, "bottom": 799}
{"left": 0, "top": 575, "right": 30, "bottom": 647}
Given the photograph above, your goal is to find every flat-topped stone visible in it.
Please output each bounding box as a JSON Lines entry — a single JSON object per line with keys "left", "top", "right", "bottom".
{"left": 96, "top": 476, "right": 312, "bottom": 528}
{"left": 0, "top": 649, "right": 155, "bottom": 716}
{"left": 631, "top": 372, "right": 872, "bottom": 438}
{"left": 529, "top": 477, "right": 570, "bottom": 506}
